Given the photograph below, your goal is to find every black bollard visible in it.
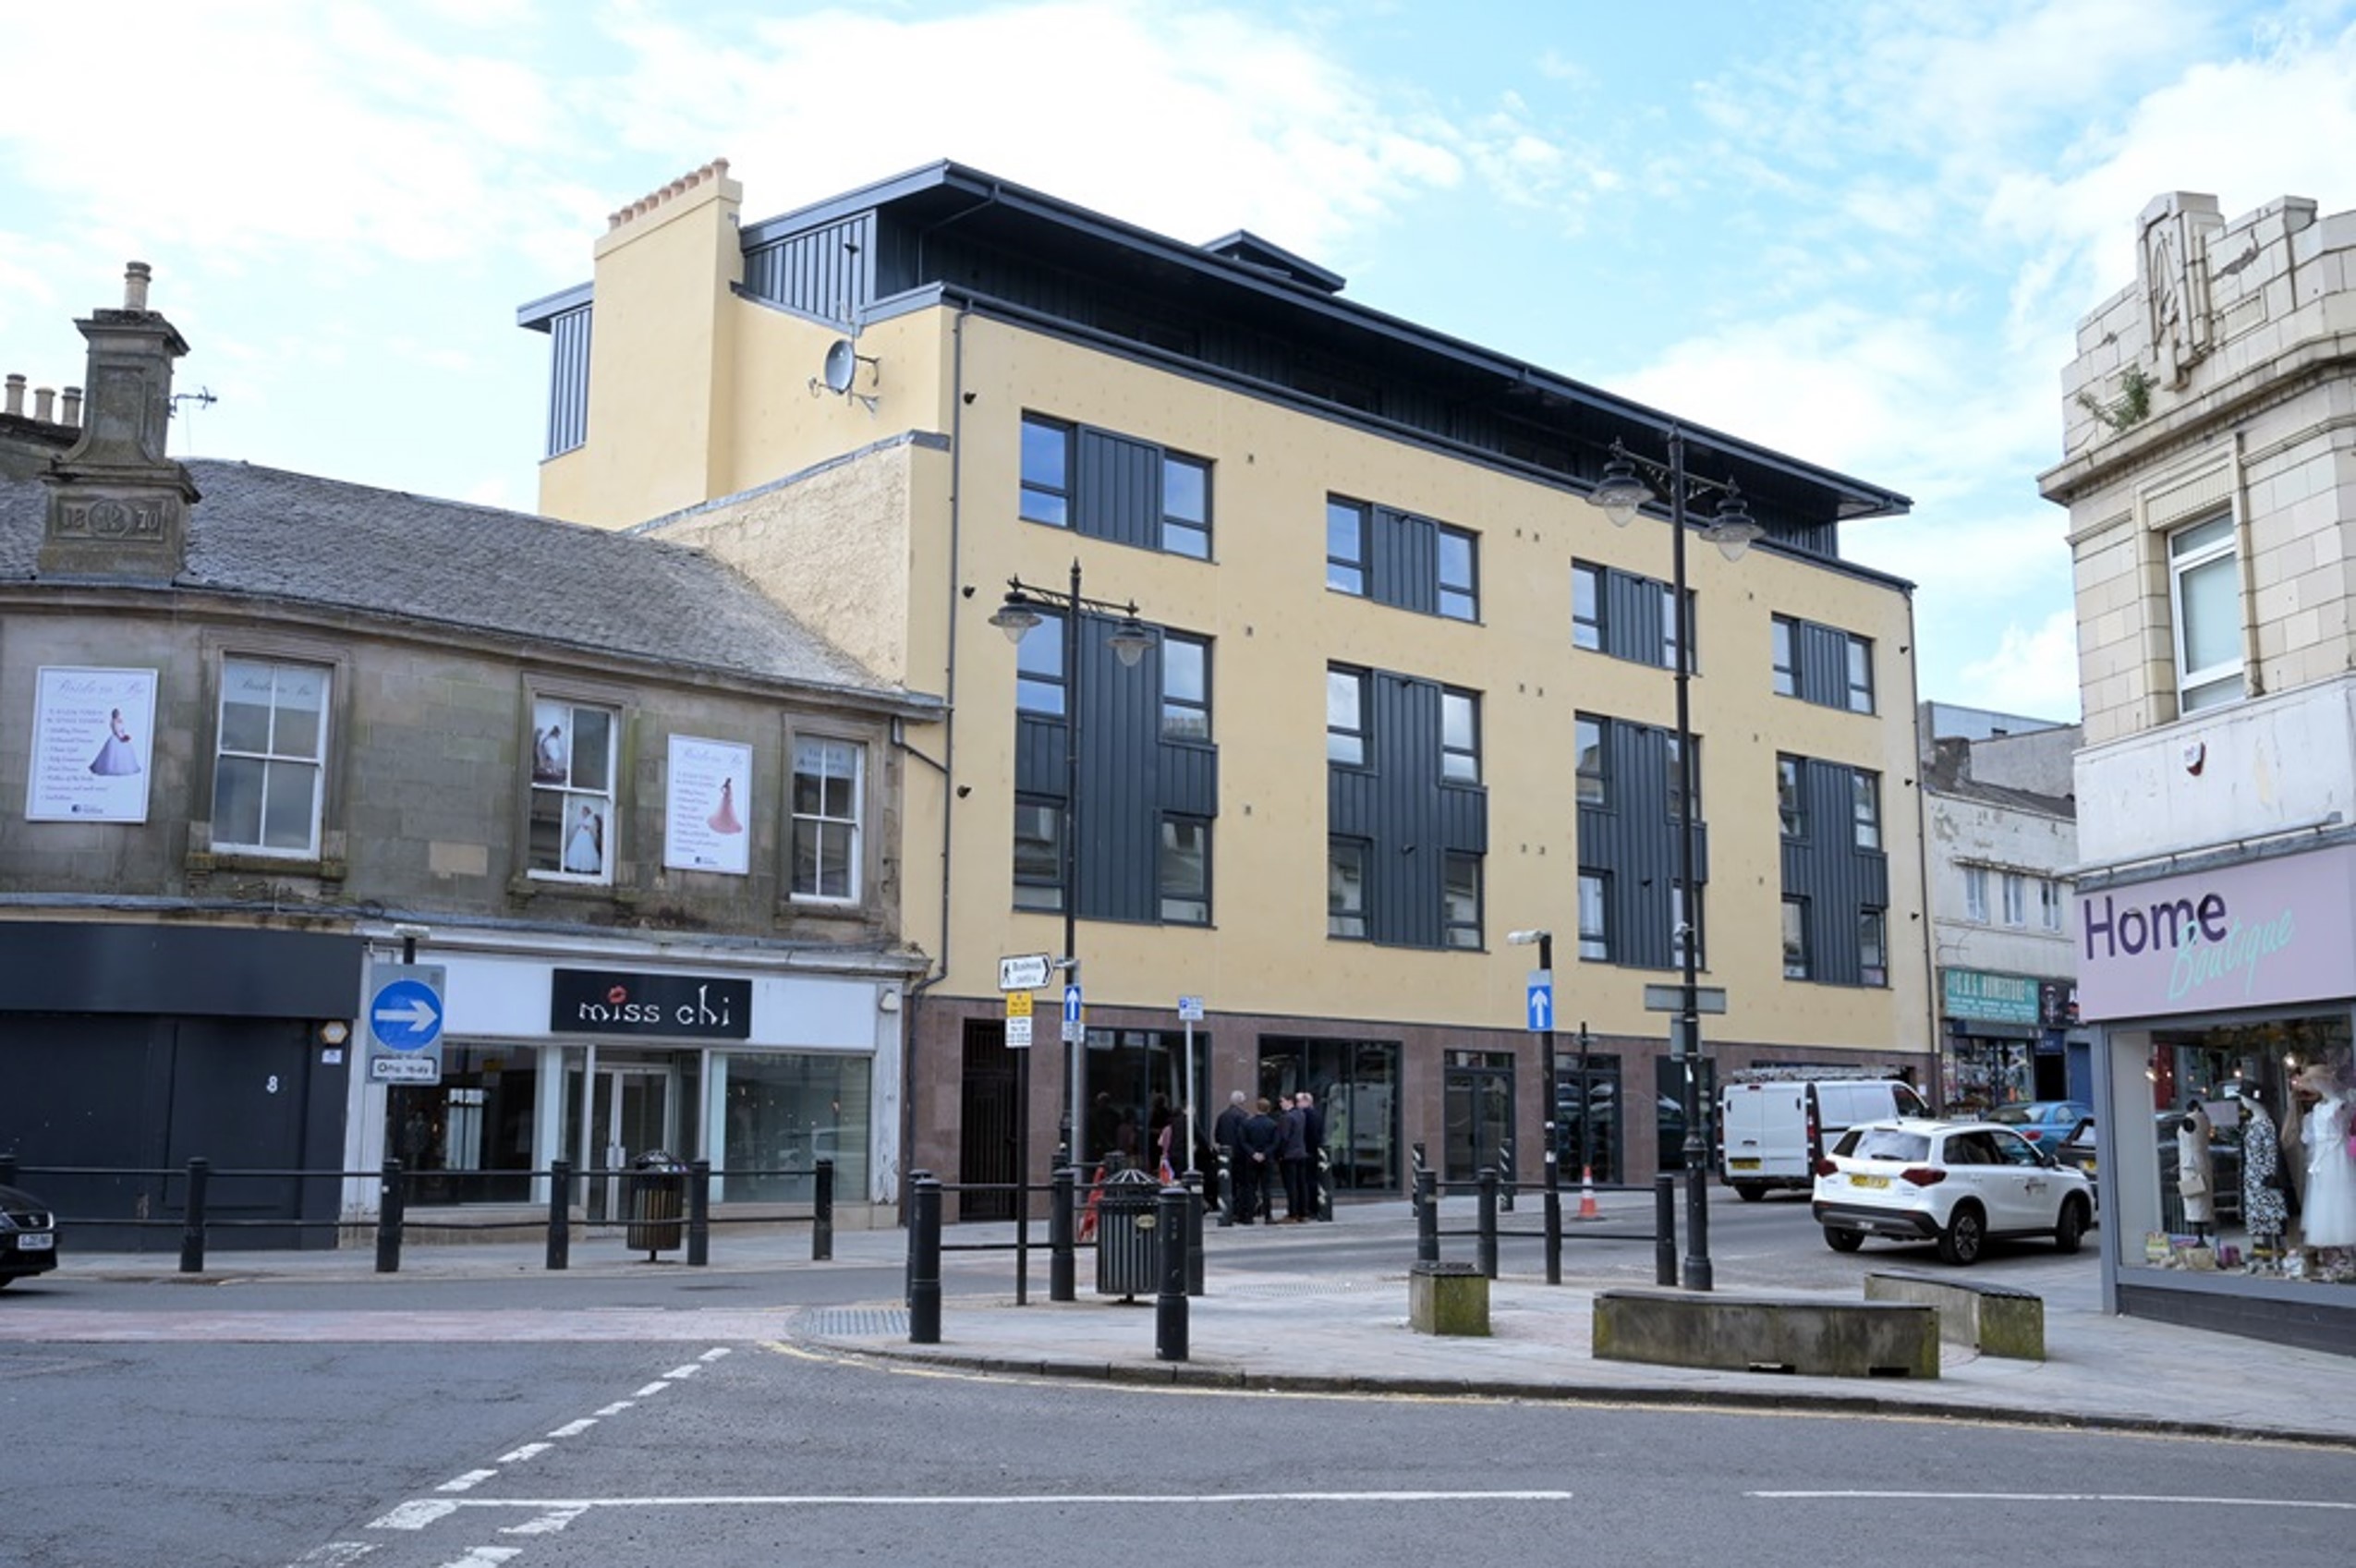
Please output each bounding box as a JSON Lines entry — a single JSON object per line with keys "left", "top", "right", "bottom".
{"left": 1497, "top": 1141, "right": 1515, "bottom": 1213}
{"left": 686, "top": 1159, "right": 710, "bottom": 1267}
{"left": 546, "top": 1159, "right": 571, "bottom": 1271}
{"left": 1477, "top": 1166, "right": 1499, "bottom": 1280}
{"left": 1655, "top": 1172, "right": 1678, "bottom": 1287}
{"left": 1543, "top": 1144, "right": 1563, "bottom": 1287}
{"left": 1154, "top": 1184, "right": 1188, "bottom": 1362}
{"left": 1410, "top": 1141, "right": 1429, "bottom": 1213}
{"left": 1182, "top": 1170, "right": 1205, "bottom": 1297}
{"left": 1050, "top": 1165, "right": 1076, "bottom": 1303}
{"left": 813, "top": 1158, "right": 835, "bottom": 1261}
{"left": 1215, "top": 1147, "right": 1234, "bottom": 1227}
{"left": 375, "top": 1158, "right": 404, "bottom": 1274}
{"left": 908, "top": 1173, "right": 941, "bottom": 1344}
{"left": 179, "top": 1157, "right": 210, "bottom": 1275}
{"left": 1415, "top": 1167, "right": 1439, "bottom": 1264}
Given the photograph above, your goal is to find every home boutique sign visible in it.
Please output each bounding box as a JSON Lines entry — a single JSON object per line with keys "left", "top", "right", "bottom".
{"left": 550, "top": 968, "right": 752, "bottom": 1040}
{"left": 2075, "top": 842, "right": 2356, "bottom": 1022}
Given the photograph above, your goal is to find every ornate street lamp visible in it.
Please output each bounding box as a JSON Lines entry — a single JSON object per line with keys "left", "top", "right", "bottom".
{"left": 1587, "top": 430, "right": 1761, "bottom": 1293}
{"left": 990, "top": 561, "right": 1150, "bottom": 1178}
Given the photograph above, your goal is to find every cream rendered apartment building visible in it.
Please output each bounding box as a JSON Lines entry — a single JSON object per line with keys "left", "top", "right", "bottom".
{"left": 2044, "top": 191, "right": 2356, "bottom": 1352}
{"left": 519, "top": 159, "right": 1930, "bottom": 1210}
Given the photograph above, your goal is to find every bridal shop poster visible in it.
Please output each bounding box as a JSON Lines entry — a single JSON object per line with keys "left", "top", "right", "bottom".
{"left": 665, "top": 735, "right": 751, "bottom": 875}
{"left": 28, "top": 667, "right": 158, "bottom": 822}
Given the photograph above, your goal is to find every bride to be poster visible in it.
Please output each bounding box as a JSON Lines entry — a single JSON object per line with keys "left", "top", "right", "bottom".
{"left": 28, "top": 666, "right": 159, "bottom": 823}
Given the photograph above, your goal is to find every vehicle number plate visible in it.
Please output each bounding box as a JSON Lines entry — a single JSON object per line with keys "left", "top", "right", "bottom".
{"left": 1730, "top": 1158, "right": 1760, "bottom": 1170}
{"left": 16, "top": 1233, "right": 53, "bottom": 1251}
{"left": 1852, "top": 1174, "right": 1889, "bottom": 1189}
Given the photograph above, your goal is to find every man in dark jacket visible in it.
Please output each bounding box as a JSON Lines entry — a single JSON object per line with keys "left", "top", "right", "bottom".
{"left": 1279, "top": 1092, "right": 1313, "bottom": 1221}
{"left": 1210, "top": 1090, "right": 1249, "bottom": 1224}
{"left": 1294, "top": 1088, "right": 1330, "bottom": 1220}
{"left": 1235, "top": 1097, "right": 1282, "bottom": 1224}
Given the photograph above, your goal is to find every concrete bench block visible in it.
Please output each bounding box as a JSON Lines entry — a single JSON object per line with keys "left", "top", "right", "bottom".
{"left": 1410, "top": 1259, "right": 1490, "bottom": 1336}
{"left": 1864, "top": 1271, "right": 2045, "bottom": 1360}
{"left": 1592, "top": 1288, "right": 1937, "bottom": 1379}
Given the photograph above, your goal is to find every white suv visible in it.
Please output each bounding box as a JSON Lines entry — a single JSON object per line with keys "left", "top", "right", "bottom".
{"left": 1811, "top": 1118, "right": 2095, "bottom": 1265}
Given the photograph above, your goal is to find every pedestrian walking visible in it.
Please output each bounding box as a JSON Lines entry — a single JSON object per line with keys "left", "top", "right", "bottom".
{"left": 1295, "top": 1088, "right": 1330, "bottom": 1220}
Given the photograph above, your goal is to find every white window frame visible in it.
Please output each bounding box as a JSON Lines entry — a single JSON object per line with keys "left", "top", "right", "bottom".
{"left": 2169, "top": 513, "right": 2244, "bottom": 711}
{"left": 2039, "top": 878, "right": 2065, "bottom": 932}
{"left": 213, "top": 657, "right": 330, "bottom": 857}
{"left": 791, "top": 735, "right": 865, "bottom": 904}
{"left": 1963, "top": 866, "right": 1989, "bottom": 923}
{"left": 1578, "top": 871, "right": 1610, "bottom": 961}
{"left": 2002, "top": 871, "right": 2027, "bottom": 928}
{"left": 529, "top": 697, "right": 618, "bottom": 885}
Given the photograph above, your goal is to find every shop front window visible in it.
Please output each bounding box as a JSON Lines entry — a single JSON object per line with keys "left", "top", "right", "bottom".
{"left": 388, "top": 1047, "right": 540, "bottom": 1207}
{"left": 719, "top": 1051, "right": 871, "bottom": 1204}
{"left": 1259, "top": 1036, "right": 1400, "bottom": 1194}
{"left": 2121, "top": 1016, "right": 2356, "bottom": 1283}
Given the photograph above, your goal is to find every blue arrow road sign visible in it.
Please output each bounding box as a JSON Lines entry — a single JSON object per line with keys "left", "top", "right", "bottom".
{"left": 1063, "top": 984, "right": 1083, "bottom": 1024}
{"left": 370, "top": 978, "right": 443, "bottom": 1051}
{"left": 1525, "top": 970, "right": 1554, "bottom": 1032}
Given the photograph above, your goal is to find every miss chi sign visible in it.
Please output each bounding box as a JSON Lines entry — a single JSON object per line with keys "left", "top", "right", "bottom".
{"left": 2076, "top": 842, "right": 2356, "bottom": 1021}
{"left": 549, "top": 968, "right": 753, "bottom": 1039}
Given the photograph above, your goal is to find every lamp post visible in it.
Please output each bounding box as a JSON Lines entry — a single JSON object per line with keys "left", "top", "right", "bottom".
{"left": 1506, "top": 928, "right": 1561, "bottom": 1285}
{"left": 990, "top": 561, "right": 1153, "bottom": 1183}
{"left": 1588, "top": 428, "right": 1762, "bottom": 1294}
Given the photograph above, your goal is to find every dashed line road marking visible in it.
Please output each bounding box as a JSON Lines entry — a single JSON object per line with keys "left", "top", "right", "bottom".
{"left": 496, "top": 1443, "right": 552, "bottom": 1464}
{"left": 546, "top": 1418, "right": 597, "bottom": 1437}
{"left": 435, "top": 1470, "right": 499, "bottom": 1493}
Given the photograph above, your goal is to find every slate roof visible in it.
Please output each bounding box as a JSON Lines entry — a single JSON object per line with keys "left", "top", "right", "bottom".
{"left": 0, "top": 457, "right": 919, "bottom": 707}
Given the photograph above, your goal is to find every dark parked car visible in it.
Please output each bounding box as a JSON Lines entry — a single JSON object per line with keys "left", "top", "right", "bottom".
{"left": 0, "top": 1182, "right": 59, "bottom": 1286}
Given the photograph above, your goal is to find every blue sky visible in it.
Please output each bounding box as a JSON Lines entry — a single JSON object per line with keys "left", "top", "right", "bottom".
{"left": 6, "top": 0, "right": 2355, "bottom": 721}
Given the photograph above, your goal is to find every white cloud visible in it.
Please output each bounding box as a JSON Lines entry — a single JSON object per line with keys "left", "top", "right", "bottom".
{"left": 1952, "top": 609, "right": 2084, "bottom": 722}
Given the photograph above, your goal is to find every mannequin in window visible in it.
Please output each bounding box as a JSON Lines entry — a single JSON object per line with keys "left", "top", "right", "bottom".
{"left": 2230, "top": 1086, "right": 2289, "bottom": 1269}
{"left": 2175, "top": 1099, "right": 2216, "bottom": 1244}
{"left": 2294, "top": 1063, "right": 2356, "bottom": 1274}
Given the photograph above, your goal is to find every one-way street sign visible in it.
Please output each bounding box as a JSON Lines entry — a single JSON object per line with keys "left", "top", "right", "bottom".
{"left": 1525, "top": 969, "right": 1554, "bottom": 1032}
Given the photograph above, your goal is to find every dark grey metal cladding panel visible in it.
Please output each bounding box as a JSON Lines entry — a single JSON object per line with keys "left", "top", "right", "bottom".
{"left": 1605, "top": 568, "right": 1665, "bottom": 666}
{"left": 1330, "top": 765, "right": 1379, "bottom": 839}
{"left": 743, "top": 212, "right": 877, "bottom": 320}
{"left": 1368, "top": 507, "right": 1438, "bottom": 614}
{"left": 1439, "top": 784, "right": 1487, "bottom": 854}
{"left": 1795, "top": 620, "right": 1851, "bottom": 709}
{"left": 1370, "top": 673, "right": 1443, "bottom": 946}
{"left": 1158, "top": 741, "right": 1218, "bottom": 817}
{"left": 1077, "top": 430, "right": 1160, "bottom": 550}
{"left": 0, "top": 923, "right": 364, "bottom": 1017}
{"left": 1575, "top": 721, "right": 1707, "bottom": 971}
{"left": 1075, "top": 614, "right": 1160, "bottom": 921}
{"left": 1779, "top": 759, "right": 1889, "bottom": 986}
{"left": 545, "top": 306, "right": 591, "bottom": 457}
{"left": 1014, "top": 712, "right": 1066, "bottom": 798}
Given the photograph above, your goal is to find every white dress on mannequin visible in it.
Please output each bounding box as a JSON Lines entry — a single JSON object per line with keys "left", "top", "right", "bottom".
{"left": 2301, "top": 1090, "right": 2356, "bottom": 1248}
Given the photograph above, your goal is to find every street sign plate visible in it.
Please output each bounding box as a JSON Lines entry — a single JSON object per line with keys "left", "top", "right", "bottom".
{"left": 1006, "top": 1015, "right": 1033, "bottom": 1049}
{"left": 1643, "top": 984, "right": 1727, "bottom": 1015}
{"left": 365, "top": 963, "right": 446, "bottom": 1087}
{"left": 1177, "top": 995, "right": 1205, "bottom": 1022}
{"left": 1005, "top": 990, "right": 1034, "bottom": 1018}
{"left": 1525, "top": 972, "right": 1554, "bottom": 1032}
{"left": 999, "top": 954, "right": 1052, "bottom": 991}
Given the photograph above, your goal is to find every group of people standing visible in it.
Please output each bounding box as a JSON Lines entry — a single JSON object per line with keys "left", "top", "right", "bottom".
{"left": 1212, "top": 1089, "right": 1328, "bottom": 1224}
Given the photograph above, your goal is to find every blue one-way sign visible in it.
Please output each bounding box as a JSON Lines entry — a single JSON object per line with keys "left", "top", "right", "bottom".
{"left": 367, "top": 963, "right": 447, "bottom": 1085}
{"left": 1525, "top": 969, "right": 1554, "bottom": 1032}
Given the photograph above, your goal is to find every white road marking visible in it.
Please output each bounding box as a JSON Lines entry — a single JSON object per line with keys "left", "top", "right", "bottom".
{"left": 662, "top": 1363, "right": 701, "bottom": 1380}
{"left": 1752, "top": 1491, "right": 2356, "bottom": 1510}
{"left": 406, "top": 1489, "right": 1573, "bottom": 1511}
{"left": 546, "top": 1418, "right": 598, "bottom": 1438}
{"left": 371, "top": 1501, "right": 460, "bottom": 1530}
{"left": 434, "top": 1470, "right": 499, "bottom": 1493}
{"left": 499, "top": 1507, "right": 589, "bottom": 1536}
{"left": 698, "top": 1347, "right": 732, "bottom": 1362}
{"left": 593, "top": 1401, "right": 634, "bottom": 1416}
{"left": 631, "top": 1381, "right": 670, "bottom": 1397}
{"left": 284, "top": 1545, "right": 376, "bottom": 1565}
{"left": 429, "top": 1549, "right": 521, "bottom": 1566}
{"left": 496, "top": 1443, "right": 552, "bottom": 1464}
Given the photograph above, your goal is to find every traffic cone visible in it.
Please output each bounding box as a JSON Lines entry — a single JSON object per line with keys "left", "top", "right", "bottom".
{"left": 1576, "top": 1165, "right": 1600, "bottom": 1221}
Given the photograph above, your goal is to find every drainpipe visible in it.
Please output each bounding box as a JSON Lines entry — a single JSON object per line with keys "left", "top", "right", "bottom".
{"left": 2232, "top": 429, "right": 2264, "bottom": 696}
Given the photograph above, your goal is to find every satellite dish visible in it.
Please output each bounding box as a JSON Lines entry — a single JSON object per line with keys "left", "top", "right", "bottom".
{"left": 821, "top": 339, "right": 858, "bottom": 395}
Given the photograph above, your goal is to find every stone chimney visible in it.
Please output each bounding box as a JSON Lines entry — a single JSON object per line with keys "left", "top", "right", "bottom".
{"left": 38, "top": 261, "right": 201, "bottom": 581}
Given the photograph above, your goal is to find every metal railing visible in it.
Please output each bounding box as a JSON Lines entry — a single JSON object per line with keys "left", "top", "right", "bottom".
{"left": 0, "top": 1154, "right": 834, "bottom": 1275}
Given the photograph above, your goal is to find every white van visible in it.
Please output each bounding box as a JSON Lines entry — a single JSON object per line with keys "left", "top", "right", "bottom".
{"left": 1718, "top": 1071, "right": 1929, "bottom": 1199}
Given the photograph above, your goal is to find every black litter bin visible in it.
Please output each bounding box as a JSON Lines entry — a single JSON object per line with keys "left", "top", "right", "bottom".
{"left": 1095, "top": 1167, "right": 1161, "bottom": 1299}
{"left": 625, "top": 1150, "right": 688, "bottom": 1257}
